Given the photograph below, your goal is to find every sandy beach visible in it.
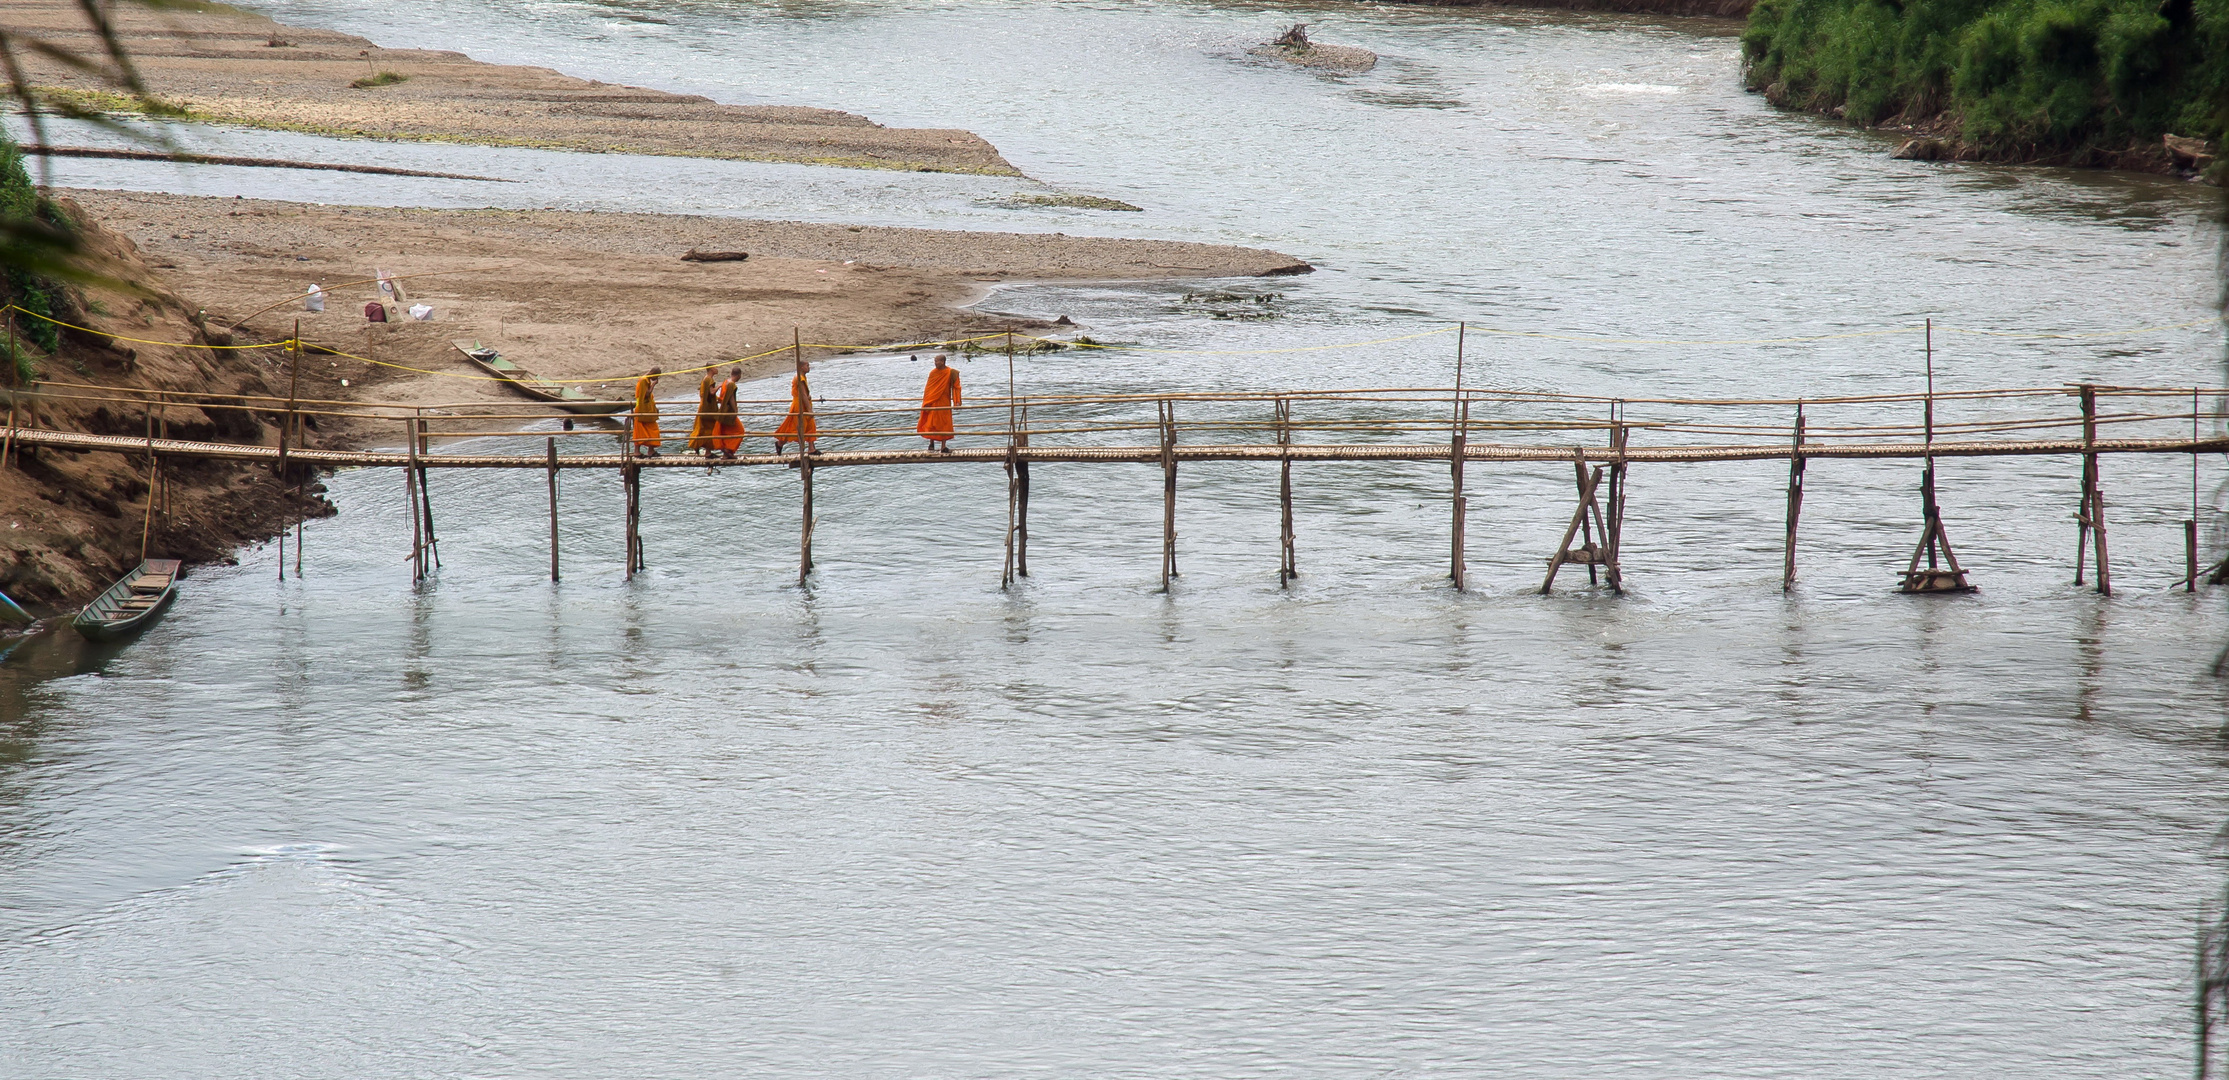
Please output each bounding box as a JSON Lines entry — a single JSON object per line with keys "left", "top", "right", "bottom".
{"left": 10, "top": 0, "right": 1020, "bottom": 174}
{"left": 71, "top": 190, "right": 1309, "bottom": 437}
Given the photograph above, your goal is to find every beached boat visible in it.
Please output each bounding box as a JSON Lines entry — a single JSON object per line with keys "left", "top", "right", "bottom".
{"left": 454, "top": 342, "right": 629, "bottom": 415}
{"left": 71, "top": 559, "right": 180, "bottom": 643}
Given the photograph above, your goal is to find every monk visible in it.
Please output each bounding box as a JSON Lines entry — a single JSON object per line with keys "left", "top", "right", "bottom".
{"left": 630, "top": 366, "right": 662, "bottom": 456}
{"left": 917, "top": 353, "right": 960, "bottom": 454}
{"left": 774, "top": 358, "right": 817, "bottom": 455}
{"left": 713, "top": 366, "right": 745, "bottom": 459}
{"left": 686, "top": 368, "right": 719, "bottom": 455}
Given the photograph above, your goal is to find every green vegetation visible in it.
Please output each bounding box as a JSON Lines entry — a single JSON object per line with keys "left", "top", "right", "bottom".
{"left": 1742, "top": 0, "right": 2228, "bottom": 167}
{"left": 0, "top": 138, "right": 71, "bottom": 383}
{"left": 349, "top": 71, "right": 411, "bottom": 89}
{"left": 30, "top": 85, "right": 191, "bottom": 119}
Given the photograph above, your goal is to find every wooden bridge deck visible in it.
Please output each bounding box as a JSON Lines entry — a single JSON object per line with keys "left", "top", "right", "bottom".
{"left": 11, "top": 425, "right": 2228, "bottom": 469}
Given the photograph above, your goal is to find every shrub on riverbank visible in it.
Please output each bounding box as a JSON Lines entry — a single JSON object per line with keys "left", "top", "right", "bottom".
{"left": 0, "top": 139, "right": 69, "bottom": 381}
{"left": 1741, "top": 0, "right": 2227, "bottom": 174}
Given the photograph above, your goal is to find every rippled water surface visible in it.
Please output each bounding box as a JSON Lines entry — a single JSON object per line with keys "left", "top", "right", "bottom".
{"left": 3, "top": 1, "right": 2227, "bottom": 1077}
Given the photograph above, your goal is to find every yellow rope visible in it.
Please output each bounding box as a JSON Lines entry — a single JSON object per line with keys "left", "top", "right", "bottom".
{"left": 5, "top": 304, "right": 288, "bottom": 350}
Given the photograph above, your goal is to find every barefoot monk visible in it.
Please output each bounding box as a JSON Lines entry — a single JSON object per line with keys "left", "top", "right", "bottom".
{"left": 631, "top": 366, "right": 663, "bottom": 456}
{"left": 714, "top": 366, "right": 745, "bottom": 459}
{"left": 774, "top": 358, "right": 818, "bottom": 455}
{"left": 917, "top": 353, "right": 960, "bottom": 454}
{"left": 686, "top": 368, "right": 719, "bottom": 456}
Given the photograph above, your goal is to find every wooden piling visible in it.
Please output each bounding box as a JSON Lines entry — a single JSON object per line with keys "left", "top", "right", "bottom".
{"left": 2187, "top": 519, "right": 2199, "bottom": 594}
{"left": 1900, "top": 321, "right": 1975, "bottom": 594}
{"left": 1015, "top": 407, "right": 1030, "bottom": 579}
{"left": 405, "top": 417, "right": 423, "bottom": 583}
{"left": 416, "top": 418, "right": 440, "bottom": 570}
{"left": 1450, "top": 398, "right": 1469, "bottom": 591}
{"left": 1604, "top": 418, "right": 1626, "bottom": 594}
{"left": 1542, "top": 447, "right": 1612, "bottom": 594}
{"left": 1783, "top": 404, "right": 1806, "bottom": 592}
{"left": 2074, "top": 383, "right": 2110, "bottom": 596}
{"left": 277, "top": 320, "right": 302, "bottom": 478}
{"left": 547, "top": 436, "right": 560, "bottom": 582}
{"left": 1160, "top": 399, "right": 1177, "bottom": 591}
{"left": 798, "top": 448, "right": 815, "bottom": 584}
{"left": 1276, "top": 397, "right": 1296, "bottom": 587}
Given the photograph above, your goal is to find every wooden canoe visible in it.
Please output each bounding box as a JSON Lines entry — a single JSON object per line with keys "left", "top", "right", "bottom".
{"left": 454, "top": 342, "right": 629, "bottom": 416}
{"left": 71, "top": 558, "right": 180, "bottom": 643}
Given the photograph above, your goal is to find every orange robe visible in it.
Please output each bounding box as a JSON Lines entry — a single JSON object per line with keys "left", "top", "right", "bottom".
{"left": 774, "top": 373, "right": 816, "bottom": 446}
{"left": 686, "top": 373, "right": 718, "bottom": 450}
{"left": 917, "top": 366, "right": 960, "bottom": 442}
{"left": 630, "top": 375, "right": 661, "bottom": 451}
{"left": 713, "top": 378, "right": 744, "bottom": 452}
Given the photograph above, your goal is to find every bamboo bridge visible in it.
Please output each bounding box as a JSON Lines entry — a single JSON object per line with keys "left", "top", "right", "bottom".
{"left": 7, "top": 373, "right": 2226, "bottom": 598}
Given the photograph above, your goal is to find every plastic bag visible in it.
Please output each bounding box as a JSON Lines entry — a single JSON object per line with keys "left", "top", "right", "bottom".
{"left": 305, "top": 285, "right": 325, "bottom": 313}
{"left": 408, "top": 304, "right": 434, "bottom": 321}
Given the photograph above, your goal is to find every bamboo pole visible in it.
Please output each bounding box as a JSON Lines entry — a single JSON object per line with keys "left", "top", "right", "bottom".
{"left": 1450, "top": 397, "right": 1468, "bottom": 590}
{"left": 2191, "top": 386, "right": 2201, "bottom": 593}
{"left": 1783, "top": 403, "right": 1806, "bottom": 592}
{"left": 1160, "top": 399, "right": 1177, "bottom": 591}
{"left": 798, "top": 448, "right": 814, "bottom": 584}
{"left": 417, "top": 417, "right": 440, "bottom": 570}
{"left": 1605, "top": 416, "right": 1626, "bottom": 594}
{"left": 547, "top": 437, "right": 561, "bottom": 582}
{"left": 2077, "top": 383, "right": 2110, "bottom": 596}
{"left": 406, "top": 417, "right": 423, "bottom": 582}
{"left": 1277, "top": 397, "right": 1295, "bottom": 587}
{"left": 277, "top": 319, "right": 302, "bottom": 477}
{"left": 139, "top": 404, "right": 157, "bottom": 563}
{"left": 1016, "top": 403, "right": 1030, "bottom": 579}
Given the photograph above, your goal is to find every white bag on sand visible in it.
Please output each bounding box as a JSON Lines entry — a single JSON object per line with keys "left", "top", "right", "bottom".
{"left": 305, "top": 285, "right": 325, "bottom": 313}
{"left": 408, "top": 304, "right": 434, "bottom": 321}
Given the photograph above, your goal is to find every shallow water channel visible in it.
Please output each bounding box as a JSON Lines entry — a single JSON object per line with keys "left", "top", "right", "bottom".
{"left": 4, "top": 1, "right": 2228, "bottom": 1076}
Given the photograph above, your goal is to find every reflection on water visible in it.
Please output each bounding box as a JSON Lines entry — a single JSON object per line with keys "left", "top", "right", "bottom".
{"left": 1, "top": 0, "right": 2225, "bottom": 1076}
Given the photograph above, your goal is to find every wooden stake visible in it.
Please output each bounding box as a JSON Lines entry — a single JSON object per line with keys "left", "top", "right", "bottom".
{"left": 1541, "top": 448, "right": 1612, "bottom": 594}
{"left": 798, "top": 448, "right": 814, "bottom": 584}
{"left": 1450, "top": 397, "right": 1468, "bottom": 591}
{"left": 547, "top": 436, "right": 560, "bottom": 582}
{"left": 2074, "top": 384, "right": 2110, "bottom": 596}
{"left": 1160, "top": 399, "right": 1177, "bottom": 591}
{"left": 416, "top": 418, "right": 440, "bottom": 570}
{"left": 1604, "top": 416, "right": 1626, "bottom": 594}
{"left": 1900, "top": 321, "right": 1975, "bottom": 594}
{"left": 277, "top": 319, "right": 302, "bottom": 478}
{"left": 406, "top": 417, "right": 423, "bottom": 583}
{"left": 1783, "top": 403, "right": 1806, "bottom": 592}
{"left": 1016, "top": 404, "right": 1030, "bottom": 579}
{"left": 622, "top": 436, "right": 636, "bottom": 580}
{"left": 1277, "top": 397, "right": 1296, "bottom": 587}
{"left": 2187, "top": 519, "right": 2199, "bottom": 594}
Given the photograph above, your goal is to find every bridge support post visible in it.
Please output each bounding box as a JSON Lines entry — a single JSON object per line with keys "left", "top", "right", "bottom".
{"left": 1450, "top": 398, "right": 1468, "bottom": 591}
{"left": 547, "top": 437, "right": 560, "bottom": 582}
{"left": 405, "top": 418, "right": 424, "bottom": 583}
{"left": 416, "top": 418, "right": 440, "bottom": 572}
{"left": 1159, "top": 400, "right": 1177, "bottom": 592}
{"left": 1276, "top": 398, "right": 1296, "bottom": 587}
{"left": 2073, "top": 383, "right": 2110, "bottom": 595}
{"left": 798, "top": 448, "right": 814, "bottom": 584}
{"left": 1784, "top": 405, "right": 1805, "bottom": 592}
{"left": 1541, "top": 447, "right": 1616, "bottom": 594}
{"left": 1901, "top": 324, "right": 1974, "bottom": 594}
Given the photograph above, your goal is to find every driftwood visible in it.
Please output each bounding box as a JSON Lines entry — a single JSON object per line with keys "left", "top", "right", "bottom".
{"left": 681, "top": 249, "right": 750, "bottom": 263}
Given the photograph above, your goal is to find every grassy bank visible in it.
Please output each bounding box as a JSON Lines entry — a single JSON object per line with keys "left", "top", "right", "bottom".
{"left": 1741, "top": 0, "right": 2227, "bottom": 176}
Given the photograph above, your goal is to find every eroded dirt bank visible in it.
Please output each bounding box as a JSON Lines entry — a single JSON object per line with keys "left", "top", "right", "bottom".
{"left": 8, "top": 0, "right": 1019, "bottom": 175}
{"left": 1, "top": 200, "right": 330, "bottom": 611}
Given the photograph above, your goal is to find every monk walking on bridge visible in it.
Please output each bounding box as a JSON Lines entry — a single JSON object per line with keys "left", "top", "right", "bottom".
{"left": 713, "top": 366, "right": 744, "bottom": 459}
{"left": 917, "top": 353, "right": 960, "bottom": 454}
{"left": 774, "top": 357, "right": 818, "bottom": 455}
{"left": 630, "top": 366, "right": 663, "bottom": 457}
{"left": 686, "top": 367, "right": 719, "bottom": 457}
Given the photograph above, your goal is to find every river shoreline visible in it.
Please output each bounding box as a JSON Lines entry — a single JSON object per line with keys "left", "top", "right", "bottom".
{"left": 9, "top": 0, "right": 1020, "bottom": 176}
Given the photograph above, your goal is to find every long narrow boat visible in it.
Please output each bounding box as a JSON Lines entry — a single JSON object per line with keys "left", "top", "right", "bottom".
{"left": 453, "top": 342, "right": 629, "bottom": 416}
{"left": 72, "top": 559, "right": 180, "bottom": 643}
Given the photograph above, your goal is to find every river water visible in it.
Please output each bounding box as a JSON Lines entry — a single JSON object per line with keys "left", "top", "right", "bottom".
{"left": 4, "top": 2, "right": 2228, "bottom": 1076}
